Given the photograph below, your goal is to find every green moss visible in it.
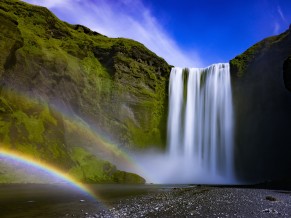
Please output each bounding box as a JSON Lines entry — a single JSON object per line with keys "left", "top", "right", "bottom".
{"left": 126, "top": 120, "right": 162, "bottom": 148}
{"left": 230, "top": 31, "right": 289, "bottom": 77}
{"left": 112, "top": 170, "right": 145, "bottom": 184}
{"left": 40, "top": 106, "right": 57, "bottom": 126}
{"left": 0, "top": 90, "right": 72, "bottom": 167}
{"left": 0, "top": 89, "right": 144, "bottom": 183}
{"left": 111, "top": 53, "right": 168, "bottom": 148}
{"left": 200, "top": 69, "right": 207, "bottom": 88}
{"left": 12, "top": 111, "right": 44, "bottom": 143}
{"left": 0, "top": 0, "right": 170, "bottom": 151}
{"left": 15, "top": 143, "right": 39, "bottom": 158}
{"left": 182, "top": 68, "right": 189, "bottom": 101}
{"left": 68, "top": 147, "right": 145, "bottom": 183}
{"left": 0, "top": 0, "right": 168, "bottom": 183}
{"left": 68, "top": 147, "right": 112, "bottom": 182}
{"left": 80, "top": 52, "right": 108, "bottom": 77}
{"left": 0, "top": 119, "right": 11, "bottom": 144}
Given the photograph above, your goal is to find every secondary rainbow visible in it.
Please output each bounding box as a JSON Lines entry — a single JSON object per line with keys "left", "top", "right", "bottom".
{"left": 1, "top": 89, "right": 142, "bottom": 175}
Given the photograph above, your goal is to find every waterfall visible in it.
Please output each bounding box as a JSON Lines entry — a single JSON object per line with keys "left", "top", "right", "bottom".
{"left": 167, "top": 63, "right": 234, "bottom": 181}
{"left": 132, "top": 63, "right": 235, "bottom": 184}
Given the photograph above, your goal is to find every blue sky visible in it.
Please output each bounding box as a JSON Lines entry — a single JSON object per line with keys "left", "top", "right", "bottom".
{"left": 23, "top": 0, "right": 291, "bottom": 67}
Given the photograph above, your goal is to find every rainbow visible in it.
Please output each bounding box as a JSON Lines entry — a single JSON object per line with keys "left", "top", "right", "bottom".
{"left": 61, "top": 114, "right": 141, "bottom": 174}
{"left": 0, "top": 89, "right": 142, "bottom": 176}
{"left": 0, "top": 148, "right": 96, "bottom": 199}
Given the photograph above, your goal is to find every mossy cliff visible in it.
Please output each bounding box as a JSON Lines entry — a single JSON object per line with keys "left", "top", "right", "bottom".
{"left": 230, "top": 26, "right": 291, "bottom": 182}
{"left": 0, "top": 89, "right": 145, "bottom": 184}
{"left": 0, "top": 0, "right": 171, "bottom": 183}
{"left": 0, "top": 0, "right": 171, "bottom": 149}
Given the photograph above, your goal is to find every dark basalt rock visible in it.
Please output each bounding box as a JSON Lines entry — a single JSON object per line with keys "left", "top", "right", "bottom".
{"left": 283, "top": 56, "right": 291, "bottom": 91}
{"left": 230, "top": 25, "right": 291, "bottom": 182}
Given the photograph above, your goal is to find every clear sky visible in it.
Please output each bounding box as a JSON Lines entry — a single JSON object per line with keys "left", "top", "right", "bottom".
{"left": 23, "top": 0, "right": 291, "bottom": 67}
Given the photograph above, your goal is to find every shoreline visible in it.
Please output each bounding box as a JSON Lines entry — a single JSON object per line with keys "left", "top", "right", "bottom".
{"left": 1, "top": 184, "right": 291, "bottom": 217}
{"left": 93, "top": 186, "right": 291, "bottom": 217}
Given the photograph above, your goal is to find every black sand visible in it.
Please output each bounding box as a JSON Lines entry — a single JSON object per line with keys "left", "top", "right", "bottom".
{"left": 1, "top": 184, "right": 291, "bottom": 217}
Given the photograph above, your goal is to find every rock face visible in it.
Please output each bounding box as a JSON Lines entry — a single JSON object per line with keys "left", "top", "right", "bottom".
{"left": 283, "top": 56, "right": 291, "bottom": 91}
{"left": 0, "top": 0, "right": 170, "bottom": 183}
{"left": 230, "top": 26, "right": 291, "bottom": 182}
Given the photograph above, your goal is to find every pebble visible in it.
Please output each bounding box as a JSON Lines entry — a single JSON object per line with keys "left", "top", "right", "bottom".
{"left": 85, "top": 187, "right": 291, "bottom": 218}
{"left": 262, "top": 208, "right": 279, "bottom": 214}
{"left": 266, "top": 195, "right": 277, "bottom": 201}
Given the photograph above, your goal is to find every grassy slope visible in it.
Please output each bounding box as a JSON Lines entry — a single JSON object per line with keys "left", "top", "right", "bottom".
{"left": 0, "top": 0, "right": 173, "bottom": 183}
{"left": 0, "top": 90, "right": 145, "bottom": 184}
{"left": 230, "top": 30, "right": 289, "bottom": 77}
{"left": 0, "top": 0, "right": 170, "bottom": 150}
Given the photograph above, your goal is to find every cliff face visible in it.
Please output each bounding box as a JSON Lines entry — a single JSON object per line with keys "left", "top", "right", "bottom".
{"left": 0, "top": 0, "right": 170, "bottom": 183}
{"left": 283, "top": 55, "right": 291, "bottom": 91}
{"left": 230, "top": 26, "right": 291, "bottom": 182}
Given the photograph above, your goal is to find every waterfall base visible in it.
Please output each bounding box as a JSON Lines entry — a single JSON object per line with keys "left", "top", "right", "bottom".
{"left": 133, "top": 63, "right": 236, "bottom": 184}
{"left": 133, "top": 151, "right": 237, "bottom": 184}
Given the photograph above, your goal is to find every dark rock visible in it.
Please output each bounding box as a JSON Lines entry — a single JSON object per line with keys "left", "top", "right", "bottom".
{"left": 283, "top": 56, "right": 291, "bottom": 91}
{"left": 230, "top": 27, "right": 291, "bottom": 182}
{"left": 265, "top": 196, "right": 277, "bottom": 201}
{"left": 262, "top": 208, "right": 278, "bottom": 214}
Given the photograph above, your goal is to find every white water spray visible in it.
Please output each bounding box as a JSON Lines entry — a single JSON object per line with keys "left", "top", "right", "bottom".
{"left": 167, "top": 63, "right": 234, "bottom": 181}
{"left": 134, "top": 63, "right": 235, "bottom": 184}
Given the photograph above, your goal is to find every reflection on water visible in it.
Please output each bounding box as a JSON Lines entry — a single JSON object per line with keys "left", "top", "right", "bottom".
{"left": 0, "top": 184, "right": 99, "bottom": 218}
{"left": 0, "top": 184, "right": 194, "bottom": 217}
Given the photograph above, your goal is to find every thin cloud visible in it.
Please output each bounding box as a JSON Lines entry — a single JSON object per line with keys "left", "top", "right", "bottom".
{"left": 25, "top": 0, "right": 69, "bottom": 8}
{"left": 23, "top": 0, "right": 203, "bottom": 67}
{"left": 277, "top": 6, "right": 287, "bottom": 23}
{"left": 273, "top": 22, "right": 280, "bottom": 35}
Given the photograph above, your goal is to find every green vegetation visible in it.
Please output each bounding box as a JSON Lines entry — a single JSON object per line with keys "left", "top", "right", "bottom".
{"left": 68, "top": 147, "right": 145, "bottom": 183}
{"left": 0, "top": 90, "right": 72, "bottom": 168}
{"left": 230, "top": 31, "right": 289, "bottom": 77}
{"left": 69, "top": 147, "right": 113, "bottom": 183}
{"left": 0, "top": 0, "right": 170, "bottom": 150}
{"left": 0, "top": 0, "right": 172, "bottom": 183}
{"left": 0, "top": 90, "right": 145, "bottom": 183}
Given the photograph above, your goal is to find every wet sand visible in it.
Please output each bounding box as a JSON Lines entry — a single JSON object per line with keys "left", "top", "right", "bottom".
{"left": 1, "top": 184, "right": 291, "bottom": 217}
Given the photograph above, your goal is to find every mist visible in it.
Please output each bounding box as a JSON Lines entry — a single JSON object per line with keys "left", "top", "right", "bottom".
{"left": 130, "top": 150, "right": 237, "bottom": 184}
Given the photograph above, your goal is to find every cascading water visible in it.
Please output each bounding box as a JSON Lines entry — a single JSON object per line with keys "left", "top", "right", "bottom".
{"left": 132, "top": 63, "right": 235, "bottom": 184}
{"left": 167, "top": 63, "right": 234, "bottom": 183}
